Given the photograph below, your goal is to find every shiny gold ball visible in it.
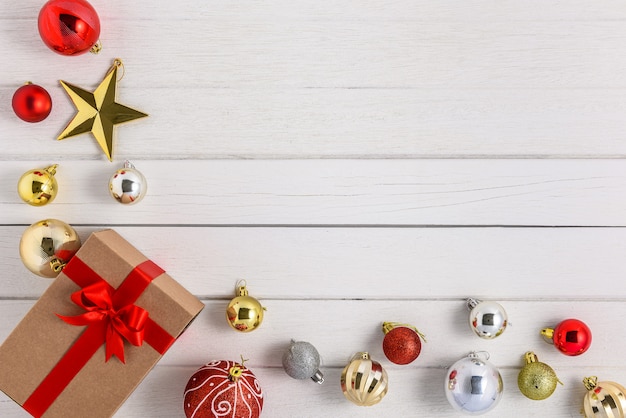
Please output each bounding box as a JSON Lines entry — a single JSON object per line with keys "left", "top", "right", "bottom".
{"left": 17, "top": 164, "right": 59, "bottom": 206}
{"left": 19, "top": 219, "right": 81, "bottom": 278}
{"left": 340, "top": 352, "right": 388, "bottom": 406}
{"left": 518, "top": 352, "right": 560, "bottom": 400}
{"left": 583, "top": 376, "right": 626, "bottom": 418}
{"left": 226, "top": 284, "right": 264, "bottom": 332}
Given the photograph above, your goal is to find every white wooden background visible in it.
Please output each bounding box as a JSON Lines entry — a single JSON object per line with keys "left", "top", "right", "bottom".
{"left": 1, "top": 1, "right": 625, "bottom": 417}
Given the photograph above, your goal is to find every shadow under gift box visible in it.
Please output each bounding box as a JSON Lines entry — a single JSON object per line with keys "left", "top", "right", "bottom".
{"left": 0, "top": 229, "right": 205, "bottom": 418}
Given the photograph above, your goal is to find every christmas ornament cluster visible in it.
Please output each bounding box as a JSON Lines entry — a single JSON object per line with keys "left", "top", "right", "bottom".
{"left": 8, "top": 2, "right": 625, "bottom": 418}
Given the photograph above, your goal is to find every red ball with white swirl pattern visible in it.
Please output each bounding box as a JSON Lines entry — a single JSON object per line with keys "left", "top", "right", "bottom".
{"left": 184, "top": 360, "right": 263, "bottom": 418}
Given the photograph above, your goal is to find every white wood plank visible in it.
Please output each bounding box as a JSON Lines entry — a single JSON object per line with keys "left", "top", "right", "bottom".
{"left": 1, "top": 160, "right": 625, "bottom": 226}
{"left": 8, "top": 0, "right": 626, "bottom": 21}
{"left": 1, "top": 365, "right": 623, "bottom": 418}
{"left": 2, "top": 226, "right": 626, "bottom": 299}
{"left": 5, "top": 6, "right": 626, "bottom": 90}
{"left": 4, "top": 87, "right": 626, "bottom": 158}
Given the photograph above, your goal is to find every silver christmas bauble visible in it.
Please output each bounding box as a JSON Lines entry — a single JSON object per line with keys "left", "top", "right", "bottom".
{"left": 467, "top": 298, "right": 508, "bottom": 339}
{"left": 109, "top": 161, "right": 147, "bottom": 204}
{"left": 445, "top": 352, "right": 503, "bottom": 415}
{"left": 282, "top": 340, "right": 324, "bottom": 384}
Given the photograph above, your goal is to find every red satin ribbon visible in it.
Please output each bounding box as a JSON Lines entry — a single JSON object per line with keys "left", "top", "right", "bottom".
{"left": 23, "top": 256, "right": 176, "bottom": 417}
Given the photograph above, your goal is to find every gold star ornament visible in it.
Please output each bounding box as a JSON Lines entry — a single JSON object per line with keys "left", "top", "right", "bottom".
{"left": 57, "top": 59, "right": 147, "bottom": 161}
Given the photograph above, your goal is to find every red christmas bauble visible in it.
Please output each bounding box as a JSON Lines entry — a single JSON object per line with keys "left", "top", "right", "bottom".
{"left": 382, "top": 322, "right": 423, "bottom": 365}
{"left": 38, "top": 0, "right": 100, "bottom": 55}
{"left": 12, "top": 84, "right": 52, "bottom": 123}
{"left": 546, "top": 318, "right": 592, "bottom": 356}
{"left": 184, "top": 360, "right": 263, "bottom": 418}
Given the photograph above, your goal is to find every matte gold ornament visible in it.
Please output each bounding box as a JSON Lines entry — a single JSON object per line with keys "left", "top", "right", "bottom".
{"left": 58, "top": 59, "right": 148, "bottom": 161}
{"left": 517, "top": 352, "right": 562, "bottom": 400}
{"left": 226, "top": 281, "right": 265, "bottom": 332}
{"left": 583, "top": 376, "right": 626, "bottom": 418}
{"left": 340, "top": 352, "right": 388, "bottom": 406}
{"left": 19, "top": 219, "right": 81, "bottom": 278}
{"left": 17, "top": 164, "right": 59, "bottom": 206}
{"left": 109, "top": 160, "right": 147, "bottom": 204}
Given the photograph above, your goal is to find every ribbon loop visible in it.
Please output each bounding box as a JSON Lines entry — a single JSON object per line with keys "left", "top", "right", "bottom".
{"left": 58, "top": 281, "right": 149, "bottom": 363}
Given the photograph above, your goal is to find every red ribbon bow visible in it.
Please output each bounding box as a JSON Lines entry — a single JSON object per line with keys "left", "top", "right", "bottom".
{"left": 57, "top": 281, "right": 149, "bottom": 363}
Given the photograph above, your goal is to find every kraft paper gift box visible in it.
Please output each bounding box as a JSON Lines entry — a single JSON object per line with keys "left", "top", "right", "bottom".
{"left": 0, "top": 229, "right": 204, "bottom": 417}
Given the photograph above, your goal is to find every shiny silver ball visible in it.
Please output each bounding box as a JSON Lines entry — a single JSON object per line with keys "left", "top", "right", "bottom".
{"left": 445, "top": 353, "right": 503, "bottom": 415}
{"left": 282, "top": 340, "right": 324, "bottom": 384}
{"left": 467, "top": 298, "right": 508, "bottom": 339}
{"left": 109, "top": 161, "right": 147, "bottom": 205}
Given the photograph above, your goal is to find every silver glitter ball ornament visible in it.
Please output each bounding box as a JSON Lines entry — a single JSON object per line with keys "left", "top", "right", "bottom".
{"left": 282, "top": 340, "right": 324, "bottom": 384}
{"left": 445, "top": 352, "right": 503, "bottom": 415}
{"left": 109, "top": 161, "right": 147, "bottom": 204}
{"left": 467, "top": 298, "right": 508, "bottom": 339}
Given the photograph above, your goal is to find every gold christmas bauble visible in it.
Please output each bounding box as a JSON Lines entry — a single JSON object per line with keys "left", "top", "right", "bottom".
{"left": 17, "top": 164, "right": 59, "bottom": 206}
{"left": 518, "top": 352, "right": 561, "bottom": 400}
{"left": 19, "top": 219, "right": 81, "bottom": 278}
{"left": 226, "top": 282, "right": 264, "bottom": 332}
{"left": 583, "top": 376, "right": 626, "bottom": 418}
{"left": 340, "top": 352, "right": 388, "bottom": 406}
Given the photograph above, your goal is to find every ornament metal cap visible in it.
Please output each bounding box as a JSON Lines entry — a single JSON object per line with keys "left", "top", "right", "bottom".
{"left": 382, "top": 321, "right": 427, "bottom": 341}
{"left": 583, "top": 376, "right": 599, "bottom": 390}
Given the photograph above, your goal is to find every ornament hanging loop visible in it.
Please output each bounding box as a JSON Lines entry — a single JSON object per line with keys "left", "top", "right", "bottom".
{"left": 112, "top": 58, "right": 125, "bottom": 81}
{"left": 90, "top": 40, "right": 102, "bottom": 54}
{"left": 469, "top": 350, "right": 490, "bottom": 361}
{"left": 50, "top": 258, "right": 66, "bottom": 273}
{"left": 236, "top": 279, "right": 249, "bottom": 296}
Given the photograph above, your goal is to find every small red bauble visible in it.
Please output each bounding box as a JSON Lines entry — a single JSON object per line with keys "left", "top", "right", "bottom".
{"left": 541, "top": 318, "right": 592, "bottom": 356}
{"left": 184, "top": 360, "right": 263, "bottom": 418}
{"left": 38, "top": 0, "right": 101, "bottom": 55}
{"left": 382, "top": 322, "right": 426, "bottom": 365}
{"left": 12, "top": 83, "right": 52, "bottom": 122}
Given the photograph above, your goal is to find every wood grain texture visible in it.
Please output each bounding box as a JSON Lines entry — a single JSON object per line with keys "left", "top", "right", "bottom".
{"left": 1, "top": 0, "right": 625, "bottom": 417}
{"left": 1, "top": 225, "right": 626, "bottom": 299}
{"left": 1, "top": 160, "right": 625, "bottom": 226}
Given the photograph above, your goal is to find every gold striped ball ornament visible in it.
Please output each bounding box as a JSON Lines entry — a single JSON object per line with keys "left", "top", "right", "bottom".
{"left": 340, "top": 352, "right": 388, "bottom": 406}
{"left": 583, "top": 376, "right": 626, "bottom": 418}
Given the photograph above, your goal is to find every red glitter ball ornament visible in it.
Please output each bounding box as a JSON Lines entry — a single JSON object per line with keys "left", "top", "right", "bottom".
{"left": 184, "top": 360, "right": 263, "bottom": 418}
{"left": 382, "top": 322, "right": 426, "bottom": 365}
{"left": 38, "top": 0, "right": 101, "bottom": 55}
{"left": 12, "top": 83, "right": 52, "bottom": 122}
{"left": 541, "top": 318, "right": 592, "bottom": 356}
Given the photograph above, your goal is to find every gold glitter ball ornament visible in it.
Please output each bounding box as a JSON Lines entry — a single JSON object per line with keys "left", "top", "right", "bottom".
{"left": 340, "top": 352, "right": 388, "bottom": 406}
{"left": 17, "top": 164, "right": 59, "bottom": 206}
{"left": 583, "top": 376, "right": 626, "bottom": 418}
{"left": 19, "top": 219, "right": 81, "bottom": 278}
{"left": 226, "top": 281, "right": 265, "bottom": 332}
{"left": 518, "top": 352, "right": 562, "bottom": 400}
